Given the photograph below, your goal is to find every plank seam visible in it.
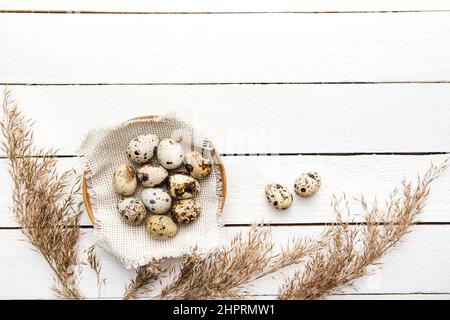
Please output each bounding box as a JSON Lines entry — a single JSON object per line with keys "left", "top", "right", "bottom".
{"left": 4, "top": 81, "right": 450, "bottom": 86}
{"left": 254, "top": 292, "right": 450, "bottom": 296}
{"left": 33, "top": 292, "right": 450, "bottom": 299}
{"left": 1, "top": 10, "right": 450, "bottom": 15}
{"left": 87, "top": 292, "right": 450, "bottom": 299}
{"left": 334, "top": 292, "right": 450, "bottom": 295}
{"left": 2, "top": 222, "right": 450, "bottom": 230}
{"left": 1, "top": 152, "right": 448, "bottom": 160}
{"left": 220, "top": 152, "right": 450, "bottom": 157}
{"left": 224, "top": 222, "right": 450, "bottom": 227}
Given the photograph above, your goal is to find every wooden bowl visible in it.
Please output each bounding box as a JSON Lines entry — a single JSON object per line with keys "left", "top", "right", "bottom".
{"left": 82, "top": 115, "right": 227, "bottom": 223}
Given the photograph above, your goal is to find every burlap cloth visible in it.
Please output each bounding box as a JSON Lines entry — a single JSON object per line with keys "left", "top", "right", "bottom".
{"left": 79, "top": 115, "right": 224, "bottom": 268}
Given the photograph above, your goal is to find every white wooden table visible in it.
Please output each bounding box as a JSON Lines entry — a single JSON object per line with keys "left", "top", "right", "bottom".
{"left": 1, "top": 0, "right": 450, "bottom": 300}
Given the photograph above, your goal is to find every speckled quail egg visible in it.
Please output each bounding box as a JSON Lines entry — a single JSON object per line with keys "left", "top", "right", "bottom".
{"left": 112, "top": 164, "right": 137, "bottom": 196}
{"left": 141, "top": 188, "right": 172, "bottom": 214}
{"left": 137, "top": 163, "right": 168, "bottom": 188}
{"left": 184, "top": 150, "right": 213, "bottom": 180}
{"left": 157, "top": 138, "right": 184, "bottom": 170}
{"left": 294, "top": 172, "right": 321, "bottom": 198}
{"left": 117, "top": 197, "right": 147, "bottom": 225}
{"left": 171, "top": 199, "right": 201, "bottom": 224}
{"left": 265, "top": 183, "right": 293, "bottom": 211}
{"left": 126, "top": 134, "right": 159, "bottom": 164}
{"left": 146, "top": 215, "right": 178, "bottom": 240}
{"left": 167, "top": 172, "right": 200, "bottom": 199}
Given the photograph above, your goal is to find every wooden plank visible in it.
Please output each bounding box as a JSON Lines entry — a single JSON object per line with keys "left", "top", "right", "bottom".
{"left": 1, "top": 0, "right": 450, "bottom": 13}
{"left": 1, "top": 154, "right": 449, "bottom": 227}
{"left": 0, "top": 225, "right": 449, "bottom": 298}
{"left": 1, "top": 13, "right": 450, "bottom": 84}
{"left": 2, "top": 84, "right": 450, "bottom": 155}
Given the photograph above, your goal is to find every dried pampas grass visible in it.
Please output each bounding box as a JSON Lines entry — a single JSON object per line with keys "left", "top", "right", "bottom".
{"left": 159, "top": 226, "right": 326, "bottom": 300}
{"left": 84, "top": 246, "right": 106, "bottom": 299}
{"left": 124, "top": 259, "right": 163, "bottom": 300}
{"left": 1, "top": 88, "right": 84, "bottom": 299}
{"left": 278, "top": 160, "right": 448, "bottom": 300}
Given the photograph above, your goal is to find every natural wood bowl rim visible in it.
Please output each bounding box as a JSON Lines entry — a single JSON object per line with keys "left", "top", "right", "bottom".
{"left": 82, "top": 115, "right": 227, "bottom": 224}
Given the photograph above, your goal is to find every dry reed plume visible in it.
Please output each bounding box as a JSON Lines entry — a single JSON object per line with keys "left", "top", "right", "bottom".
{"left": 124, "top": 259, "right": 163, "bottom": 300}
{"left": 278, "top": 160, "right": 448, "bottom": 300}
{"left": 1, "top": 88, "right": 84, "bottom": 299}
{"left": 159, "top": 226, "right": 327, "bottom": 299}
{"left": 85, "top": 246, "right": 106, "bottom": 299}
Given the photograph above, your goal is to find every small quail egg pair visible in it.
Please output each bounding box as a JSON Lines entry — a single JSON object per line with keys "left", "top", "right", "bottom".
{"left": 126, "top": 134, "right": 184, "bottom": 170}
{"left": 265, "top": 172, "right": 321, "bottom": 211}
{"left": 113, "top": 162, "right": 169, "bottom": 196}
{"left": 164, "top": 173, "right": 201, "bottom": 226}
{"left": 145, "top": 201, "right": 202, "bottom": 240}
{"left": 157, "top": 140, "right": 213, "bottom": 180}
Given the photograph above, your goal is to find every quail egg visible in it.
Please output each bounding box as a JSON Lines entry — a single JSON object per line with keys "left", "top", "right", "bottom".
{"left": 117, "top": 197, "right": 147, "bottom": 225}
{"left": 294, "top": 172, "right": 321, "bottom": 197}
{"left": 126, "top": 134, "right": 159, "bottom": 164}
{"left": 112, "top": 164, "right": 137, "bottom": 196}
{"left": 184, "top": 150, "right": 213, "bottom": 180}
{"left": 141, "top": 188, "right": 172, "bottom": 214}
{"left": 167, "top": 172, "right": 200, "bottom": 199}
{"left": 137, "top": 163, "right": 168, "bottom": 188}
{"left": 157, "top": 138, "right": 184, "bottom": 170}
{"left": 146, "top": 215, "right": 178, "bottom": 240}
{"left": 265, "top": 183, "right": 293, "bottom": 211}
{"left": 172, "top": 199, "right": 201, "bottom": 224}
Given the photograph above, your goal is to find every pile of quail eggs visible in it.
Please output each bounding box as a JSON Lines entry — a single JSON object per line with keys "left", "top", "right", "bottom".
{"left": 112, "top": 134, "right": 212, "bottom": 240}
{"left": 265, "top": 172, "right": 321, "bottom": 211}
